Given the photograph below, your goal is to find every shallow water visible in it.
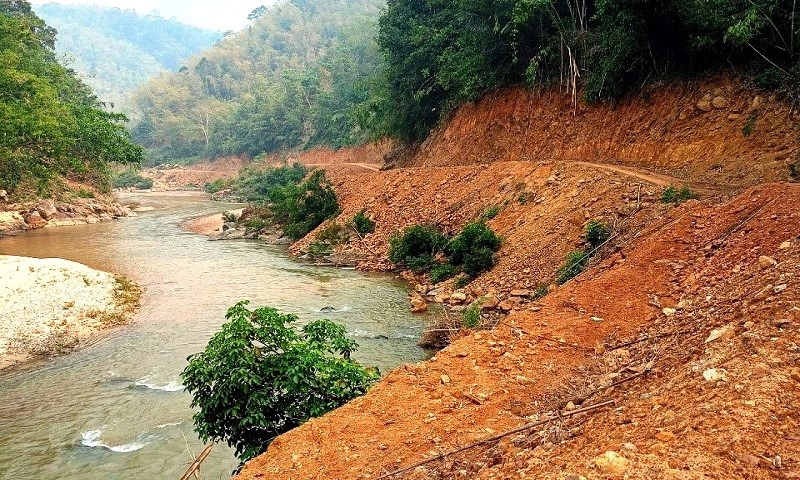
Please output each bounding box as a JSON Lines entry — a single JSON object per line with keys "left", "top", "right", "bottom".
{"left": 0, "top": 192, "right": 433, "bottom": 479}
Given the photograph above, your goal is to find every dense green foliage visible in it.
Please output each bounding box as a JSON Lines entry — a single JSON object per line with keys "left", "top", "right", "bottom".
{"left": 113, "top": 169, "right": 153, "bottom": 190}
{"left": 270, "top": 170, "right": 340, "bottom": 239}
{"left": 556, "top": 219, "right": 612, "bottom": 283}
{"left": 181, "top": 301, "right": 379, "bottom": 462}
{"left": 351, "top": 210, "right": 376, "bottom": 235}
{"left": 0, "top": 1, "right": 143, "bottom": 196}
{"left": 585, "top": 220, "right": 610, "bottom": 250}
{"left": 132, "top": 0, "right": 388, "bottom": 164}
{"left": 448, "top": 222, "right": 503, "bottom": 277}
{"left": 233, "top": 163, "right": 307, "bottom": 203}
{"left": 388, "top": 225, "right": 449, "bottom": 272}
{"left": 378, "top": 0, "right": 800, "bottom": 141}
{"left": 34, "top": 4, "right": 220, "bottom": 113}
{"left": 661, "top": 185, "right": 700, "bottom": 204}
{"left": 390, "top": 222, "right": 502, "bottom": 280}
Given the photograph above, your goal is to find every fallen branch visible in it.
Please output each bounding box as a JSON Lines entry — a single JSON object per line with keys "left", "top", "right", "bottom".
{"left": 377, "top": 400, "right": 615, "bottom": 479}
{"left": 179, "top": 444, "right": 214, "bottom": 480}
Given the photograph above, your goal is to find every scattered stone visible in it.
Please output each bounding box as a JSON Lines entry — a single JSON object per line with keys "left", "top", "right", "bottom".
{"left": 696, "top": 94, "right": 713, "bottom": 112}
{"left": 704, "top": 324, "right": 734, "bottom": 344}
{"left": 480, "top": 294, "right": 499, "bottom": 310}
{"left": 510, "top": 289, "right": 530, "bottom": 298}
{"left": 621, "top": 443, "right": 637, "bottom": 452}
{"left": 35, "top": 200, "right": 58, "bottom": 220}
{"left": 593, "top": 451, "right": 629, "bottom": 476}
{"left": 662, "top": 307, "right": 677, "bottom": 316}
{"left": 712, "top": 96, "right": 728, "bottom": 109}
{"left": 498, "top": 300, "right": 513, "bottom": 312}
{"left": 440, "top": 374, "right": 451, "bottom": 384}
{"left": 759, "top": 256, "right": 777, "bottom": 269}
{"left": 655, "top": 431, "right": 676, "bottom": 443}
{"left": 780, "top": 241, "right": 792, "bottom": 250}
{"left": 774, "top": 284, "right": 788, "bottom": 294}
{"left": 703, "top": 368, "right": 728, "bottom": 382}
{"left": 754, "top": 284, "right": 775, "bottom": 301}
{"left": 450, "top": 291, "right": 467, "bottom": 304}
{"left": 410, "top": 296, "right": 428, "bottom": 313}
{"left": 591, "top": 316, "right": 604, "bottom": 323}
{"left": 23, "top": 211, "right": 47, "bottom": 229}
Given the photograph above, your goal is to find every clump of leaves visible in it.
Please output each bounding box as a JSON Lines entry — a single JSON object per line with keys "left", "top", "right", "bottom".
{"left": 388, "top": 225, "right": 448, "bottom": 273}
{"left": 429, "top": 262, "right": 458, "bottom": 284}
{"left": 480, "top": 205, "right": 502, "bottom": 220}
{"left": 742, "top": 112, "right": 758, "bottom": 137}
{"left": 448, "top": 221, "right": 503, "bottom": 277}
{"left": 556, "top": 250, "right": 589, "bottom": 284}
{"left": 181, "top": 301, "right": 379, "bottom": 462}
{"left": 222, "top": 211, "right": 239, "bottom": 223}
{"left": 232, "top": 164, "right": 307, "bottom": 203}
{"left": 661, "top": 186, "right": 699, "bottom": 204}
{"left": 585, "top": 220, "right": 610, "bottom": 250}
{"left": 204, "top": 178, "right": 230, "bottom": 194}
{"left": 454, "top": 275, "right": 470, "bottom": 289}
{"left": 790, "top": 157, "right": 800, "bottom": 182}
{"left": 532, "top": 284, "right": 550, "bottom": 300}
{"left": 114, "top": 169, "right": 153, "bottom": 190}
{"left": 351, "top": 210, "right": 376, "bottom": 235}
{"left": 271, "top": 170, "right": 340, "bottom": 240}
{"left": 462, "top": 303, "right": 481, "bottom": 329}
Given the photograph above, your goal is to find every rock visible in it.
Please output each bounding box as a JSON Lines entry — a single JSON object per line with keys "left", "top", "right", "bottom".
{"left": 23, "top": 211, "right": 47, "bottom": 229}
{"left": 780, "top": 240, "right": 792, "bottom": 249}
{"left": 655, "top": 431, "right": 676, "bottom": 442}
{"left": 510, "top": 289, "right": 530, "bottom": 298}
{"left": 712, "top": 96, "right": 728, "bottom": 109}
{"left": 498, "top": 300, "right": 514, "bottom": 312}
{"left": 662, "top": 307, "right": 677, "bottom": 316}
{"left": 440, "top": 374, "right": 450, "bottom": 384}
{"left": 759, "top": 256, "right": 777, "bottom": 269}
{"left": 450, "top": 291, "right": 467, "bottom": 304}
{"left": 696, "top": 94, "right": 713, "bottom": 112}
{"left": 593, "top": 451, "right": 629, "bottom": 476}
{"left": 480, "top": 294, "right": 499, "bottom": 310}
{"left": 774, "top": 284, "right": 788, "bottom": 294}
{"left": 703, "top": 368, "right": 728, "bottom": 382}
{"left": 35, "top": 200, "right": 58, "bottom": 220}
{"left": 754, "top": 284, "right": 775, "bottom": 301}
{"left": 132, "top": 206, "right": 155, "bottom": 213}
{"left": 622, "top": 443, "right": 637, "bottom": 452}
{"left": 704, "top": 324, "right": 734, "bottom": 344}
{"left": 410, "top": 296, "right": 428, "bottom": 313}
{"left": 0, "top": 190, "right": 7, "bottom": 202}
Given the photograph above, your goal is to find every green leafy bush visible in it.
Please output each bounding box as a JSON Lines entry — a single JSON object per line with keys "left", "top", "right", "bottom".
{"left": 556, "top": 250, "right": 589, "bottom": 285}
{"left": 448, "top": 221, "right": 502, "bottom": 277}
{"left": 181, "top": 301, "right": 379, "bottom": 462}
{"left": 204, "top": 179, "right": 230, "bottom": 194}
{"left": 585, "top": 220, "right": 611, "bottom": 250}
{"left": 232, "top": 164, "right": 307, "bottom": 203}
{"left": 388, "top": 225, "right": 448, "bottom": 272}
{"left": 454, "top": 275, "right": 470, "bottom": 289}
{"left": 462, "top": 303, "right": 481, "bottom": 329}
{"left": 481, "top": 205, "right": 502, "bottom": 220}
{"left": 661, "top": 186, "right": 699, "bottom": 204}
{"left": 351, "top": 210, "right": 376, "bottom": 235}
{"left": 429, "top": 262, "right": 458, "bottom": 284}
{"left": 113, "top": 169, "right": 153, "bottom": 190}
{"left": 270, "top": 170, "right": 340, "bottom": 240}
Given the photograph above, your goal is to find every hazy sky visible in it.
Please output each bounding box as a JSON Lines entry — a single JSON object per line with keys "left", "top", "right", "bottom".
{"left": 29, "top": 0, "right": 274, "bottom": 31}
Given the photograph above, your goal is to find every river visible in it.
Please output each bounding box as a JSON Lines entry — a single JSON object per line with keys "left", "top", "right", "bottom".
{"left": 0, "top": 192, "right": 434, "bottom": 479}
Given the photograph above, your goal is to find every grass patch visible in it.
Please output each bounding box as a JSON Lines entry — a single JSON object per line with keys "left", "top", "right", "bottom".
{"left": 661, "top": 186, "right": 699, "bottom": 204}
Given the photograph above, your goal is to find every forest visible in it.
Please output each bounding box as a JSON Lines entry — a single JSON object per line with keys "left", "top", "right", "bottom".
{"left": 0, "top": 1, "right": 143, "bottom": 197}
{"left": 34, "top": 3, "right": 221, "bottom": 114}
{"left": 132, "top": 0, "right": 800, "bottom": 164}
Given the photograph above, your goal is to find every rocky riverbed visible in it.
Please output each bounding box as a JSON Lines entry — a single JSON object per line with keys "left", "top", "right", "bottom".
{"left": 0, "top": 255, "right": 140, "bottom": 370}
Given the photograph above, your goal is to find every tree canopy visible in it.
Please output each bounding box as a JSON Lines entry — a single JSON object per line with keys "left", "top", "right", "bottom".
{"left": 0, "top": 1, "right": 143, "bottom": 196}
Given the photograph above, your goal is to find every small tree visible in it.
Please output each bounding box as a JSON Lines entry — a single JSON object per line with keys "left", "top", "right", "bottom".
{"left": 181, "top": 301, "right": 379, "bottom": 462}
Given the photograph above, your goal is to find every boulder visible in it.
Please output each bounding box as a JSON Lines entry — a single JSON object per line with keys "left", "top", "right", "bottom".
{"left": 23, "top": 211, "right": 47, "bottom": 229}
{"left": 35, "top": 200, "right": 58, "bottom": 220}
{"left": 696, "top": 94, "right": 713, "bottom": 112}
{"left": 711, "top": 96, "right": 728, "bottom": 109}
{"left": 593, "top": 451, "right": 629, "bottom": 476}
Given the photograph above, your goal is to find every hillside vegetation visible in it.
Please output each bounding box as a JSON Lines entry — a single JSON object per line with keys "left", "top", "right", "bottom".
{"left": 0, "top": 1, "right": 143, "bottom": 198}
{"left": 34, "top": 3, "right": 220, "bottom": 113}
{"left": 135, "top": 0, "right": 800, "bottom": 164}
{"left": 131, "top": 0, "right": 387, "bottom": 164}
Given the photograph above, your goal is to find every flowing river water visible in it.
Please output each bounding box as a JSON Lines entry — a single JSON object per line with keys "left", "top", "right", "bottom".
{"left": 0, "top": 192, "right": 434, "bottom": 479}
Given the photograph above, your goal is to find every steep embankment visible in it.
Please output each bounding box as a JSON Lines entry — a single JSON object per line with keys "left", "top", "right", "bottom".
{"left": 0, "top": 194, "right": 136, "bottom": 234}
{"left": 0, "top": 256, "right": 140, "bottom": 370}
{"left": 229, "top": 79, "right": 799, "bottom": 478}
{"left": 240, "top": 182, "right": 799, "bottom": 479}
{"left": 407, "top": 79, "right": 798, "bottom": 189}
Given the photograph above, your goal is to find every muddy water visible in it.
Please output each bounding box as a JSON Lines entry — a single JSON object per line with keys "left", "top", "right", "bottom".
{"left": 0, "top": 192, "right": 433, "bottom": 479}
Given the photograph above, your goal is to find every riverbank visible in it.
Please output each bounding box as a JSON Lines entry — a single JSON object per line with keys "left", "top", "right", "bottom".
{"left": 0, "top": 196, "right": 135, "bottom": 235}
{"left": 0, "top": 255, "right": 141, "bottom": 371}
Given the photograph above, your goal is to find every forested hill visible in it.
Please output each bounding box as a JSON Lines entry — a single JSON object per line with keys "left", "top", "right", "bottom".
{"left": 134, "top": 0, "right": 800, "bottom": 166}
{"left": 34, "top": 3, "right": 221, "bottom": 113}
{"left": 131, "top": 0, "right": 387, "bottom": 165}
{"left": 0, "top": 1, "right": 143, "bottom": 198}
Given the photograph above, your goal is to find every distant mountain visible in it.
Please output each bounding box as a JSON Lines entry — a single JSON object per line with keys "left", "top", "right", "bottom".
{"left": 34, "top": 3, "right": 221, "bottom": 113}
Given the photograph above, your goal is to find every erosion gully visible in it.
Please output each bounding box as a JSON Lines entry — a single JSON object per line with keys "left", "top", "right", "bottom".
{"left": 0, "top": 192, "right": 434, "bottom": 479}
